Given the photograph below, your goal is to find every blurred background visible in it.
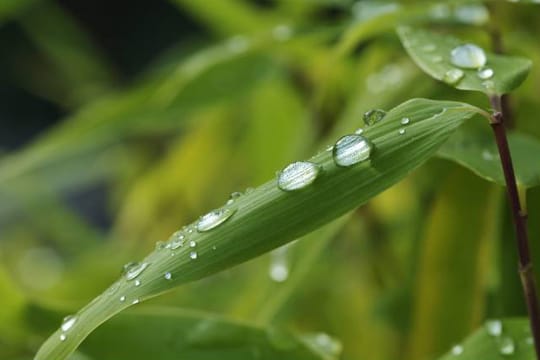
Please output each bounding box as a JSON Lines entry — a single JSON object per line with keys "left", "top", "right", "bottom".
{"left": 1, "top": 1, "right": 540, "bottom": 359}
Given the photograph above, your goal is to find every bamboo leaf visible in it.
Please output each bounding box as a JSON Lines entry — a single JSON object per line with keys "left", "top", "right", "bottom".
{"left": 397, "top": 26, "right": 532, "bottom": 95}
{"left": 77, "top": 307, "right": 340, "bottom": 360}
{"left": 438, "top": 318, "right": 534, "bottom": 360}
{"left": 438, "top": 121, "right": 540, "bottom": 188}
{"left": 34, "top": 98, "right": 481, "bottom": 360}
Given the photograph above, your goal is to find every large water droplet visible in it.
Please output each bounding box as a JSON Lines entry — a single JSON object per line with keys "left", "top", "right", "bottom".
{"left": 333, "top": 135, "right": 373, "bottom": 167}
{"left": 123, "top": 262, "right": 149, "bottom": 281}
{"left": 486, "top": 319, "right": 503, "bottom": 336}
{"left": 478, "top": 67, "right": 494, "bottom": 80}
{"left": 443, "top": 68, "right": 465, "bottom": 85}
{"left": 499, "top": 336, "right": 515, "bottom": 355}
{"left": 363, "top": 109, "right": 386, "bottom": 126}
{"left": 450, "top": 44, "right": 487, "bottom": 69}
{"left": 61, "top": 315, "right": 77, "bottom": 332}
{"left": 277, "top": 161, "right": 320, "bottom": 191}
{"left": 451, "top": 345, "right": 464, "bottom": 356}
{"left": 197, "top": 208, "right": 236, "bottom": 232}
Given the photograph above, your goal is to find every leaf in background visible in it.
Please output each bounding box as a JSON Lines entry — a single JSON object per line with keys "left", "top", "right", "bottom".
{"left": 407, "top": 167, "right": 493, "bottom": 359}
{"left": 438, "top": 121, "right": 540, "bottom": 188}
{"left": 0, "top": 0, "right": 39, "bottom": 24}
{"left": 397, "top": 26, "right": 532, "bottom": 95}
{"left": 438, "top": 318, "right": 534, "bottom": 360}
{"left": 77, "top": 307, "right": 339, "bottom": 360}
{"left": 34, "top": 99, "right": 481, "bottom": 360}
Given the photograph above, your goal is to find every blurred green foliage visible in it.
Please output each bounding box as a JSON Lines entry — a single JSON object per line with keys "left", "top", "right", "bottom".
{"left": 1, "top": 1, "right": 540, "bottom": 359}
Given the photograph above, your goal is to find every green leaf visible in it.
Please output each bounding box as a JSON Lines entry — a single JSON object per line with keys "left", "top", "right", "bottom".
{"left": 34, "top": 98, "right": 481, "bottom": 360}
{"left": 397, "top": 26, "right": 532, "bottom": 95}
{"left": 438, "top": 318, "right": 534, "bottom": 360}
{"left": 77, "top": 307, "right": 340, "bottom": 360}
{"left": 438, "top": 121, "right": 540, "bottom": 188}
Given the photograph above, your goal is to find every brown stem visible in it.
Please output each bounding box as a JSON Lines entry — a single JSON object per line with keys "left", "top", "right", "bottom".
{"left": 489, "top": 95, "right": 540, "bottom": 359}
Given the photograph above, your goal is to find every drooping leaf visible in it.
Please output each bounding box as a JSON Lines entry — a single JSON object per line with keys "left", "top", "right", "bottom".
{"left": 438, "top": 318, "right": 534, "bottom": 360}
{"left": 397, "top": 26, "right": 532, "bottom": 95}
{"left": 77, "top": 307, "right": 340, "bottom": 360}
{"left": 34, "top": 98, "right": 482, "bottom": 360}
{"left": 438, "top": 121, "right": 540, "bottom": 188}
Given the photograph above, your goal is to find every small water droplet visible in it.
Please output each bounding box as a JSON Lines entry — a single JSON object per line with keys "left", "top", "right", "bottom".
{"left": 60, "top": 334, "right": 67, "bottom": 342}
{"left": 482, "top": 80, "right": 495, "bottom": 91}
{"left": 212, "top": 245, "right": 217, "bottom": 250}
{"left": 132, "top": 299, "right": 140, "bottom": 305}
{"left": 272, "top": 24, "right": 292, "bottom": 41}
{"left": 450, "top": 44, "right": 487, "bottom": 69}
{"left": 226, "top": 191, "right": 243, "bottom": 205}
{"left": 155, "top": 241, "right": 166, "bottom": 250}
{"left": 333, "top": 135, "right": 373, "bottom": 167}
{"left": 197, "top": 208, "right": 236, "bottom": 232}
{"left": 269, "top": 263, "right": 289, "bottom": 282}
{"left": 443, "top": 68, "right": 465, "bottom": 85}
{"left": 189, "top": 240, "right": 197, "bottom": 248}
{"left": 190, "top": 251, "right": 198, "bottom": 260}
{"left": 363, "top": 109, "right": 386, "bottom": 126}
{"left": 61, "top": 315, "right": 77, "bottom": 332}
{"left": 398, "top": 129, "right": 406, "bottom": 135}
{"left": 277, "top": 161, "right": 320, "bottom": 191}
{"left": 354, "top": 128, "right": 364, "bottom": 135}
{"left": 451, "top": 344, "right": 464, "bottom": 356}
{"left": 122, "top": 262, "right": 149, "bottom": 281}
{"left": 498, "top": 336, "right": 515, "bottom": 355}
{"left": 134, "top": 279, "right": 141, "bottom": 287}
{"left": 486, "top": 319, "right": 503, "bottom": 336}
{"left": 165, "top": 272, "right": 172, "bottom": 280}
{"left": 401, "top": 117, "right": 410, "bottom": 125}
{"left": 422, "top": 44, "right": 437, "bottom": 52}
{"left": 478, "top": 67, "right": 494, "bottom": 80}
{"left": 120, "top": 295, "right": 126, "bottom": 302}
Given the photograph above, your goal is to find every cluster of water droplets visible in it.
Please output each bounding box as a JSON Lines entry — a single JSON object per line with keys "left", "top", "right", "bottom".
{"left": 58, "top": 315, "right": 78, "bottom": 342}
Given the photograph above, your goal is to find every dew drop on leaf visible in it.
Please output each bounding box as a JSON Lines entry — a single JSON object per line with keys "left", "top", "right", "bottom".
{"left": 363, "top": 109, "right": 386, "bottom": 125}
{"left": 477, "top": 67, "right": 494, "bottom": 80}
{"left": 122, "top": 262, "right": 149, "bottom": 281}
{"left": 486, "top": 319, "right": 503, "bottom": 336}
{"left": 190, "top": 251, "right": 198, "bottom": 260}
{"left": 164, "top": 272, "right": 172, "bottom": 280}
{"left": 398, "top": 129, "right": 406, "bottom": 135}
{"left": 498, "top": 336, "right": 515, "bottom": 355}
{"left": 450, "top": 44, "right": 487, "bottom": 69}
{"left": 196, "top": 208, "right": 236, "bottom": 232}
{"left": 189, "top": 240, "right": 197, "bottom": 248}
{"left": 134, "top": 279, "right": 141, "bottom": 287}
{"left": 119, "top": 296, "right": 126, "bottom": 302}
{"left": 333, "top": 135, "right": 373, "bottom": 167}
{"left": 61, "top": 315, "right": 77, "bottom": 332}
{"left": 443, "top": 69, "right": 465, "bottom": 85}
{"left": 269, "top": 262, "right": 289, "bottom": 283}
{"left": 60, "top": 334, "right": 66, "bottom": 342}
{"left": 451, "top": 344, "right": 464, "bottom": 356}
{"left": 401, "top": 117, "right": 410, "bottom": 125}
{"left": 277, "top": 161, "right": 320, "bottom": 191}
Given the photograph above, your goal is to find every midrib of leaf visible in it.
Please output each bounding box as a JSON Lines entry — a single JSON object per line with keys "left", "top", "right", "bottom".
{"left": 35, "top": 99, "right": 482, "bottom": 360}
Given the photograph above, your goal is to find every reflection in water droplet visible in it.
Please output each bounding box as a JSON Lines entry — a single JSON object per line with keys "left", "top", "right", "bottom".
{"left": 451, "top": 344, "right": 463, "bottom": 356}
{"left": 197, "top": 208, "right": 236, "bottom": 232}
{"left": 333, "top": 135, "right": 373, "bottom": 167}
{"left": 450, "top": 44, "right": 487, "bottom": 69}
{"left": 363, "top": 109, "right": 386, "bottom": 126}
{"left": 277, "top": 161, "right": 320, "bottom": 191}
{"left": 165, "top": 272, "right": 172, "bottom": 280}
{"left": 61, "top": 315, "right": 77, "bottom": 332}
{"left": 190, "top": 251, "right": 198, "bottom": 260}
{"left": 443, "top": 68, "right": 465, "bottom": 85}
{"left": 499, "top": 336, "right": 515, "bottom": 355}
{"left": 60, "top": 334, "right": 67, "bottom": 342}
{"left": 478, "top": 67, "right": 494, "bottom": 80}
{"left": 401, "top": 117, "right": 410, "bottom": 125}
{"left": 486, "top": 319, "right": 503, "bottom": 336}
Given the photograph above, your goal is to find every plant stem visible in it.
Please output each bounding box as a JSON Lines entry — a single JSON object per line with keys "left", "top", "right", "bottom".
{"left": 489, "top": 95, "right": 540, "bottom": 359}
